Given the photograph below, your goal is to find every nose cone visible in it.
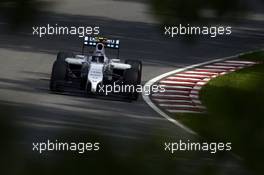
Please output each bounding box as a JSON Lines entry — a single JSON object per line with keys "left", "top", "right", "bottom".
{"left": 88, "top": 63, "right": 104, "bottom": 93}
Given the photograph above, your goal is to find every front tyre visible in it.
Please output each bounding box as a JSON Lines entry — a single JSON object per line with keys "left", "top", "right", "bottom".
{"left": 49, "top": 61, "right": 67, "bottom": 92}
{"left": 124, "top": 60, "right": 142, "bottom": 101}
{"left": 56, "top": 52, "right": 74, "bottom": 62}
{"left": 125, "top": 59, "right": 142, "bottom": 84}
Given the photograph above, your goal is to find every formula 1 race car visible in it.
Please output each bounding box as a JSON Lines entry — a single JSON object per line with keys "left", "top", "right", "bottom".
{"left": 49, "top": 36, "right": 142, "bottom": 100}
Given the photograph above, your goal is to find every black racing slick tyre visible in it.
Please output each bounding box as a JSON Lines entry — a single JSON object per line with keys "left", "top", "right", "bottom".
{"left": 49, "top": 61, "right": 67, "bottom": 92}
{"left": 56, "top": 52, "right": 74, "bottom": 62}
{"left": 125, "top": 59, "right": 142, "bottom": 84}
{"left": 124, "top": 59, "right": 142, "bottom": 101}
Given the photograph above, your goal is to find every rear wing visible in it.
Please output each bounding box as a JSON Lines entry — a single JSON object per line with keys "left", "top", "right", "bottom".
{"left": 82, "top": 36, "right": 120, "bottom": 57}
{"left": 83, "top": 36, "right": 120, "bottom": 48}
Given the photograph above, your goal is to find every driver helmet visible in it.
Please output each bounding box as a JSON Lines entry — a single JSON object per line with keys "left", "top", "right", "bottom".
{"left": 91, "top": 52, "right": 105, "bottom": 63}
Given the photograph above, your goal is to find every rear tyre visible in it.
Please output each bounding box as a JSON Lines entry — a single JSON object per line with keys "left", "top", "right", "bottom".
{"left": 124, "top": 59, "right": 142, "bottom": 101}
{"left": 49, "top": 61, "right": 67, "bottom": 92}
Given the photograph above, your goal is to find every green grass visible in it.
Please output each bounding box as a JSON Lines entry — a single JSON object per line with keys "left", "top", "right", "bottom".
{"left": 174, "top": 50, "right": 264, "bottom": 175}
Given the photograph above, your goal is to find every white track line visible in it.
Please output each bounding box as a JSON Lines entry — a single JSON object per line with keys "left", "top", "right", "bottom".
{"left": 196, "top": 82, "right": 207, "bottom": 86}
{"left": 214, "top": 62, "right": 245, "bottom": 67}
{"left": 152, "top": 94, "right": 190, "bottom": 98}
{"left": 190, "top": 91, "right": 199, "bottom": 94}
{"left": 159, "top": 104, "right": 206, "bottom": 109}
{"left": 152, "top": 99, "right": 193, "bottom": 103}
{"left": 166, "top": 109, "right": 203, "bottom": 114}
{"left": 225, "top": 60, "right": 256, "bottom": 64}
{"left": 160, "top": 80, "right": 195, "bottom": 85}
{"left": 161, "top": 90, "right": 190, "bottom": 94}
{"left": 159, "top": 104, "right": 195, "bottom": 108}
{"left": 166, "top": 77, "right": 202, "bottom": 81}
{"left": 176, "top": 73, "right": 212, "bottom": 78}
{"left": 184, "top": 71, "right": 219, "bottom": 75}
{"left": 204, "top": 65, "right": 236, "bottom": 69}
{"left": 193, "top": 86, "right": 202, "bottom": 90}
{"left": 160, "top": 85, "right": 193, "bottom": 89}
{"left": 190, "top": 94, "right": 199, "bottom": 99}
{"left": 195, "top": 68, "right": 227, "bottom": 72}
{"left": 192, "top": 99, "right": 202, "bottom": 105}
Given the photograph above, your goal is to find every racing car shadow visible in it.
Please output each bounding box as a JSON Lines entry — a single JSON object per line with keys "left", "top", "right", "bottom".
{"left": 21, "top": 70, "right": 138, "bottom": 103}
{"left": 49, "top": 89, "right": 139, "bottom": 103}
{"left": 48, "top": 79, "right": 146, "bottom": 103}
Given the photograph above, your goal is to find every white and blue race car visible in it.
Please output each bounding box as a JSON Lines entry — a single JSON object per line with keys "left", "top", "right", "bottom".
{"left": 49, "top": 36, "right": 142, "bottom": 100}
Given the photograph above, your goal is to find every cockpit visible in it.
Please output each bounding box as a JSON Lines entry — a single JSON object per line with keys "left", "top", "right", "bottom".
{"left": 91, "top": 55, "right": 105, "bottom": 63}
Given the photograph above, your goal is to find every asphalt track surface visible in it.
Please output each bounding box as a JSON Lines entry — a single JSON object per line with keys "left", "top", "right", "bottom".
{"left": 0, "top": 10, "right": 264, "bottom": 174}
